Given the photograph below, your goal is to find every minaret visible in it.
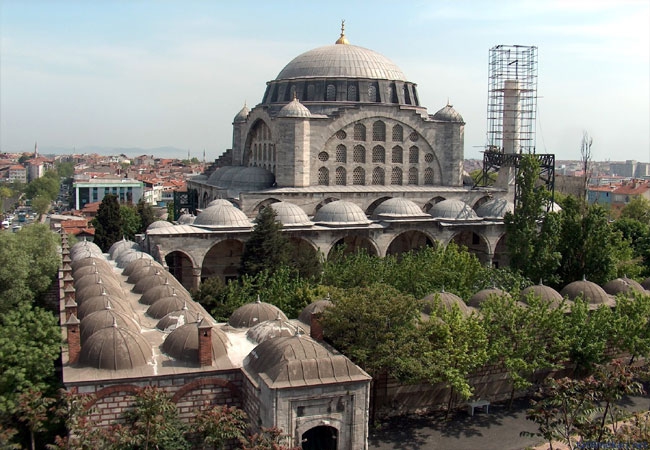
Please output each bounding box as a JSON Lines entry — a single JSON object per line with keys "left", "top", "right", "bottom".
{"left": 34, "top": 141, "right": 38, "bottom": 158}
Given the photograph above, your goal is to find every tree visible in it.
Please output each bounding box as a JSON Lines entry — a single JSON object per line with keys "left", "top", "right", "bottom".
{"left": 193, "top": 405, "right": 248, "bottom": 450}
{"left": 580, "top": 131, "right": 594, "bottom": 203}
{"left": 241, "top": 427, "right": 301, "bottom": 450}
{"left": 31, "top": 195, "right": 52, "bottom": 218}
{"left": 15, "top": 388, "right": 56, "bottom": 450}
{"left": 120, "top": 204, "right": 141, "bottom": 240}
{"left": 92, "top": 194, "right": 123, "bottom": 252}
{"left": 611, "top": 292, "right": 650, "bottom": 364}
{"left": 240, "top": 206, "right": 291, "bottom": 277}
{"left": 55, "top": 161, "right": 74, "bottom": 179}
{"left": 620, "top": 196, "right": 650, "bottom": 224}
{"left": 25, "top": 171, "right": 59, "bottom": 202}
{"left": 505, "top": 154, "right": 562, "bottom": 285}
{"left": 136, "top": 198, "right": 156, "bottom": 232}
{"left": 0, "top": 186, "right": 13, "bottom": 214}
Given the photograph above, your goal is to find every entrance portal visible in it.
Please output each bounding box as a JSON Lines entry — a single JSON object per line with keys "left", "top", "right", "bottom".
{"left": 301, "top": 425, "right": 337, "bottom": 450}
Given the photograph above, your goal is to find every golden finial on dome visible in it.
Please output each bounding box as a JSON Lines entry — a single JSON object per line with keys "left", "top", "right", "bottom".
{"left": 335, "top": 19, "right": 349, "bottom": 45}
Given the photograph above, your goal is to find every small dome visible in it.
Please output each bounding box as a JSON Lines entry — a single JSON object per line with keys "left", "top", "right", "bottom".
{"left": 140, "top": 283, "right": 191, "bottom": 305}
{"left": 127, "top": 266, "right": 171, "bottom": 285}
{"left": 77, "top": 294, "right": 129, "bottom": 319}
{"left": 156, "top": 307, "right": 201, "bottom": 332}
{"left": 177, "top": 213, "right": 196, "bottom": 225}
{"left": 70, "top": 241, "right": 103, "bottom": 259}
{"left": 146, "top": 295, "right": 199, "bottom": 319}
{"left": 265, "top": 202, "right": 311, "bottom": 226}
{"left": 476, "top": 198, "right": 515, "bottom": 219}
{"left": 160, "top": 321, "right": 230, "bottom": 366}
{"left": 108, "top": 239, "right": 140, "bottom": 259}
{"left": 147, "top": 220, "right": 174, "bottom": 231}
{"left": 122, "top": 258, "right": 164, "bottom": 277}
{"left": 74, "top": 274, "right": 122, "bottom": 293}
{"left": 207, "top": 199, "right": 235, "bottom": 207}
{"left": 76, "top": 284, "right": 124, "bottom": 304}
{"left": 229, "top": 298, "right": 287, "bottom": 328}
{"left": 421, "top": 291, "right": 473, "bottom": 317}
{"left": 372, "top": 198, "right": 428, "bottom": 220}
{"left": 432, "top": 103, "right": 464, "bottom": 123}
{"left": 115, "top": 251, "right": 153, "bottom": 269}
{"left": 244, "top": 334, "right": 368, "bottom": 387}
{"left": 70, "top": 247, "right": 104, "bottom": 261}
{"left": 430, "top": 199, "right": 478, "bottom": 220}
{"left": 313, "top": 200, "right": 371, "bottom": 226}
{"left": 277, "top": 97, "right": 311, "bottom": 118}
{"left": 193, "top": 204, "right": 252, "bottom": 229}
{"left": 298, "top": 299, "right": 334, "bottom": 325}
{"left": 520, "top": 282, "right": 565, "bottom": 308}
{"left": 79, "top": 326, "right": 153, "bottom": 370}
{"left": 72, "top": 264, "right": 115, "bottom": 280}
{"left": 233, "top": 104, "right": 250, "bottom": 123}
{"left": 560, "top": 278, "right": 614, "bottom": 308}
{"left": 468, "top": 287, "right": 510, "bottom": 308}
{"left": 602, "top": 277, "right": 645, "bottom": 296}
{"left": 80, "top": 309, "right": 140, "bottom": 343}
{"left": 246, "top": 317, "right": 300, "bottom": 344}
{"left": 71, "top": 257, "right": 113, "bottom": 274}
{"left": 133, "top": 273, "right": 182, "bottom": 294}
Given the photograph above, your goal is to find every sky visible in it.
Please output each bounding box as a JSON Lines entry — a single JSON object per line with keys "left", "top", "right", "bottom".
{"left": 1, "top": 0, "right": 648, "bottom": 162}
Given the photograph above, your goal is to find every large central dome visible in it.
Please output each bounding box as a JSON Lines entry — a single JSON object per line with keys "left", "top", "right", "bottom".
{"left": 276, "top": 44, "right": 407, "bottom": 81}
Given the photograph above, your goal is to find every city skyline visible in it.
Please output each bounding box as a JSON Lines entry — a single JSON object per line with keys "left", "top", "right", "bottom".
{"left": 1, "top": 0, "right": 648, "bottom": 162}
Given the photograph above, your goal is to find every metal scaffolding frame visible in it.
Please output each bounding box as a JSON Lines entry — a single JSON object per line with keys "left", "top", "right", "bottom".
{"left": 173, "top": 189, "right": 198, "bottom": 221}
{"left": 486, "top": 45, "right": 538, "bottom": 154}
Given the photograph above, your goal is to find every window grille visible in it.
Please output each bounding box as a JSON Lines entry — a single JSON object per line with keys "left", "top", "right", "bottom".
{"left": 391, "top": 167, "right": 403, "bottom": 185}
{"left": 424, "top": 168, "right": 434, "bottom": 185}
{"left": 392, "top": 146, "right": 403, "bottom": 163}
{"left": 409, "top": 146, "right": 419, "bottom": 164}
{"left": 318, "top": 167, "right": 329, "bottom": 185}
{"left": 372, "top": 121, "right": 386, "bottom": 141}
{"left": 336, "top": 167, "right": 346, "bottom": 185}
{"left": 353, "top": 167, "right": 365, "bottom": 185}
{"left": 372, "top": 167, "right": 385, "bottom": 185}
{"left": 408, "top": 167, "right": 418, "bottom": 185}
{"left": 353, "top": 145, "right": 366, "bottom": 163}
{"left": 372, "top": 146, "right": 385, "bottom": 163}
{"left": 392, "top": 124, "right": 403, "bottom": 141}
{"left": 318, "top": 151, "right": 329, "bottom": 162}
{"left": 354, "top": 124, "right": 366, "bottom": 141}
{"left": 336, "top": 145, "right": 347, "bottom": 163}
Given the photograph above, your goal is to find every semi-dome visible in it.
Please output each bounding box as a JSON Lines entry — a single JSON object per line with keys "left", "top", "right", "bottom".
{"left": 430, "top": 199, "right": 478, "bottom": 220}
{"left": 122, "top": 258, "right": 165, "bottom": 277}
{"left": 228, "top": 298, "right": 287, "bottom": 328}
{"left": 476, "top": 198, "right": 515, "bottom": 219}
{"left": 560, "top": 278, "right": 614, "bottom": 308}
{"left": 156, "top": 306, "right": 201, "bottom": 332}
{"left": 147, "top": 220, "right": 174, "bottom": 231}
{"left": 432, "top": 104, "right": 464, "bottom": 123}
{"left": 246, "top": 317, "right": 300, "bottom": 344}
{"left": 298, "top": 298, "right": 334, "bottom": 325}
{"left": 520, "top": 282, "right": 565, "bottom": 309}
{"left": 421, "top": 291, "right": 473, "bottom": 317}
{"left": 193, "top": 204, "right": 252, "bottom": 229}
{"left": 602, "top": 277, "right": 645, "bottom": 296}
{"left": 243, "top": 334, "right": 368, "bottom": 387}
{"left": 140, "top": 283, "right": 191, "bottom": 306}
{"left": 78, "top": 325, "right": 153, "bottom": 370}
{"left": 313, "top": 200, "right": 371, "bottom": 226}
{"left": 207, "top": 166, "right": 245, "bottom": 187}
{"left": 229, "top": 167, "right": 276, "bottom": 193}
{"left": 264, "top": 202, "right": 312, "bottom": 227}
{"left": 372, "top": 198, "right": 428, "bottom": 220}
{"left": 80, "top": 308, "right": 140, "bottom": 343}
{"left": 468, "top": 287, "right": 510, "bottom": 308}
{"left": 276, "top": 44, "right": 407, "bottom": 82}
{"left": 233, "top": 104, "right": 250, "bottom": 123}
{"left": 160, "top": 321, "right": 230, "bottom": 366}
{"left": 277, "top": 97, "right": 311, "bottom": 118}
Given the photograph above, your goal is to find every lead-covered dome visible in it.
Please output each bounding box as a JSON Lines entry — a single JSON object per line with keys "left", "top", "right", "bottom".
{"left": 276, "top": 44, "right": 407, "bottom": 81}
{"left": 278, "top": 97, "right": 311, "bottom": 118}
{"left": 194, "top": 203, "right": 252, "bottom": 229}
{"left": 476, "top": 198, "right": 515, "bottom": 219}
{"left": 160, "top": 321, "right": 231, "bottom": 366}
{"left": 430, "top": 199, "right": 479, "bottom": 220}
{"left": 372, "top": 198, "right": 428, "bottom": 220}
{"left": 264, "top": 202, "right": 311, "bottom": 227}
{"left": 78, "top": 325, "right": 153, "bottom": 370}
{"left": 233, "top": 104, "right": 250, "bottom": 123}
{"left": 432, "top": 104, "right": 464, "bottom": 123}
{"left": 421, "top": 290, "right": 473, "bottom": 317}
{"left": 313, "top": 200, "right": 371, "bottom": 226}
{"left": 520, "top": 282, "right": 565, "bottom": 309}
{"left": 228, "top": 298, "right": 287, "bottom": 328}
{"left": 560, "top": 278, "right": 614, "bottom": 308}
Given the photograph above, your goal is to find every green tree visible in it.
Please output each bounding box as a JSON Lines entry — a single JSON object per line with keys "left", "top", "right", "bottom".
{"left": 31, "top": 195, "right": 52, "bottom": 218}
{"left": 120, "top": 204, "right": 141, "bottom": 240}
{"left": 620, "top": 195, "right": 650, "bottom": 224}
{"left": 25, "top": 171, "right": 59, "bottom": 202}
{"left": 611, "top": 292, "right": 650, "bottom": 364}
{"left": 240, "top": 206, "right": 291, "bottom": 277}
{"left": 612, "top": 217, "right": 650, "bottom": 276}
{"left": 15, "top": 388, "right": 56, "bottom": 450}
{"left": 193, "top": 405, "right": 248, "bottom": 450}
{"left": 136, "top": 198, "right": 156, "bottom": 232}
{"left": 0, "top": 186, "right": 13, "bottom": 214}
{"left": 55, "top": 161, "right": 74, "bottom": 179}
{"left": 505, "top": 154, "right": 562, "bottom": 285}
{"left": 563, "top": 299, "right": 614, "bottom": 374}
{"left": 92, "top": 194, "right": 123, "bottom": 252}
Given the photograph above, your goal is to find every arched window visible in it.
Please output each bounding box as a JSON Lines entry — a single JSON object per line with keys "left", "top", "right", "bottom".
{"left": 408, "top": 167, "right": 418, "bottom": 185}
{"left": 263, "top": 143, "right": 267, "bottom": 161}
{"left": 391, "top": 167, "right": 403, "bottom": 185}
{"left": 424, "top": 167, "right": 434, "bottom": 185}
{"left": 392, "top": 146, "right": 403, "bottom": 163}
{"left": 318, "top": 167, "right": 329, "bottom": 186}
{"left": 392, "top": 124, "right": 403, "bottom": 142}
{"left": 347, "top": 85, "right": 357, "bottom": 101}
{"left": 335, "top": 167, "right": 346, "bottom": 185}
{"left": 409, "top": 146, "right": 419, "bottom": 164}
{"left": 372, "top": 145, "right": 385, "bottom": 163}
{"left": 372, "top": 167, "right": 385, "bottom": 185}
{"left": 336, "top": 144, "right": 347, "bottom": 163}
{"left": 353, "top": 145, "right": 366, "bottom": 163}
{"left": 403, "top": 85, "right": 411, "bottom": 104}
{"left": 372, "top": 121, "right": 386, "bottom": 141}
{"left": 368, "top": 85, "right": 377, "bottom": 102}
{"left": 354, "top": 124, "right": 366, "bottom": 141}
{"left": 353, "top": 167, "right": 365, "bottom": 185}
{"left": 326, "top": 84, "right": 336, "bottom": 101}
{"left": 307, "top": 84, "right": 315, "bottom": 101}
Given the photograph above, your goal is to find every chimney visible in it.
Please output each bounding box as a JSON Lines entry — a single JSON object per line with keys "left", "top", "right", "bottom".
{"left": 62, "top": 272, "right": 74, "bottom": 290}
{"left": 65, "top": 314, "right": 81, "bottom": 364}
{"left": 197, "top": 318, "right": 212, "bottom": 367}
{"left": 64, "top": 298, "right": 78, "bottom": 320}
{"left": 310, "top": 312, "right": 324, "bottom": 341}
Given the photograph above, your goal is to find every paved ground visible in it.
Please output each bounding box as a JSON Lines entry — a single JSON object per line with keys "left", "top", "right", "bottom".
{"left": 369, "top": 396, "right": 650, "bottom": 450}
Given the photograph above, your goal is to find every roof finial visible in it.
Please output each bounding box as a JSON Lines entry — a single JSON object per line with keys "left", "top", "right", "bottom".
{"left": 292, "top": 91, "right": 298, "bottom": 101}
{"left": 447, "top": 98, "right": 452, "bottom": 107}
{"left": 335, "top": 19, "right": 349, "bottom": 45}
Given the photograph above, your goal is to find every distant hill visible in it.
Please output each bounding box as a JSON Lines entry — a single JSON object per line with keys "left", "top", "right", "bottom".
{"left": 41, "top": 145, "right": 190, "bottom": 160}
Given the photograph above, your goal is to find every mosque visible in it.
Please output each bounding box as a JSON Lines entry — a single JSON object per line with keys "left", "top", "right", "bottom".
{"left": 152, "top": 24, "right": 512, "bottom": 289}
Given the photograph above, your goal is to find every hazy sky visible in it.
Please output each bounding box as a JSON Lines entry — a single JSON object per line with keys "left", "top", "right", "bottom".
{"left": 1, "top": 0, "right": 648, "bottom": 162}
